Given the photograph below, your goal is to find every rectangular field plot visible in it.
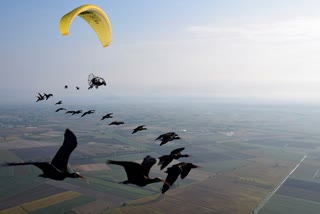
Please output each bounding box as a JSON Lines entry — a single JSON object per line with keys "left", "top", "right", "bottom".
{"left": 10, "top": 146, "right": 88, "bottom": 162}
{"left": 259, "top": 194, "right": 320, "bottom": 214}
{"left": 290, "top": 161, "right": 320, "bottom": 183}
{"left": 0, "top": 206, "right": 27, "bottom": 214}
{"left": 0, "top": 191, "right": 82, "bottom": 214}
{"left": 0, "top": 183, "right": 65, "bottom": 210}
{"left": 0, "top": 176, "right": 44, "bottom": 200}
{"left": 108, "top": 175, "right": 268, "bottom": 214}
{"left": 201, "top": 160, "right": 252, "bottom": 173}
{"left": 29, "top": 195, "right": 95, "bottom": 214}
{"left": 20, "top": 191, "right": 81, "bottom": 213}
{"left": 277, "top": 178, "right": 320, "bottom": 203}
{"left": 10, "top": 146, "right": 59, "bottom": 161}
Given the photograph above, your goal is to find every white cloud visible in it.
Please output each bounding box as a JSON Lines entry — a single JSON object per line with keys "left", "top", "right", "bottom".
{"left": 186, "top": 17, "right": 320, "bottom": 44}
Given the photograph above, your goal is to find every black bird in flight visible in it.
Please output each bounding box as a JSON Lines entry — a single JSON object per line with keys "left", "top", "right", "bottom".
{"left": 76, "top": 86, "right": 80, "bottom": 90}
{"left": 101, "top": 113, "right": 113, "bottom": 120}
{"left": 44, "top": 93, "right": 53, "bottom": 100}
{"left": 109, "top": 121, "right": 124, "bottom": 126}
{"left": 65, "top": 110, "right": 75, "bottom": 115}
{"left": 162, "top": 162, "right": 198, "bottom": 194}
{"left": 5, "top": 129, "right": 87, "bottom": 181}
{"left": 81, "top": 110, "right": 95, "bottom": 117}
{"left": 55, "top": 108, "right": 66, "bottom": 112}
{"left": 72, "top": 110, "right": 82, "bottom": 115}
{"left": 132, "top": 125, "right": 147, "bottom": 134}
{"left": 65, "top": 85, "right": 68, "bottom": 89}
{"left": 55, "top": 100, "right": 63, "bottom": 105}
{"left": 107, "top": 156, "right": 167, "bottom": 187}
{"left": 36, "top": 93, "right": 44, "bottom": 102}
{"left": 158, "top": 148, "right": 190, "bottom": 170}
{"left": 155, "top": 132, "right": 181, "bottom": 146}
{"left": 155, "top": 132, "right": 176, "bottom": 141}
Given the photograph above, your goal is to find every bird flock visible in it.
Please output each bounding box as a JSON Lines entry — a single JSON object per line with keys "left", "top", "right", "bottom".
{"left": 4, "top": 75, "right": 199, "bottom": 196}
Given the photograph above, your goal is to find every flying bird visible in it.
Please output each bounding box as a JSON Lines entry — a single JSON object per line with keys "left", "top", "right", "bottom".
{"left": 44, "top": 93, "right": 53, "bottom": 100}
{"left": 72, "top": 110, "right": 83, "bottom": 115}
{"left": 132, "top": 125, "right": 147, "bottom": 134}
{"left": 155, "top": 132, "right": 181, "bottom": 146}
{"left": 107, "top": 156, "right": 167, "bottom": 187}
{"left": 36, "top": 93, "right": 44, "bottom": 102}
{"left": 81, "top": 110, "right": 95, "bottom": 117}
{"left": 65, "top": 110, "right": 75, "bottom": 115}
{"left": 65, "top": 85, "right": 68, "bottom": 89}
{"left": 76, "top": 86, "right": 80, "bottom": 90}
{"left": 155, "top": 132, "right": 176, "bottom": 141}
{"left": 158, "top": 148, "right": 190, "bottom": 170}
{"left": 101, "top": 113, "right": 113, "bottom": 120}
{"left": 55, "top": 108, "right": 66, "bottom": 112}
{"left": 55, "top": 101, "right": 63, "bottom": 105}
{"left": 109, "top": 121, "right": 124, "bottom": 126}
{"left": 4, "top": 129, "right": 87, "bottom": 181}
{"left": 162, "top": 162, "right": 198, "bottom": 194}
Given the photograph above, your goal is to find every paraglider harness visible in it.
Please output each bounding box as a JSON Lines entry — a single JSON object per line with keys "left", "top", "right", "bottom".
{"left": 88, "top": 77, "right": 106, "bottom": 89}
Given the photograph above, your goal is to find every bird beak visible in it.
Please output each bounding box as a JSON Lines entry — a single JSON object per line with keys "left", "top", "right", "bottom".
{"left": 79, "top": 175, "right": 89, "bottom": 184}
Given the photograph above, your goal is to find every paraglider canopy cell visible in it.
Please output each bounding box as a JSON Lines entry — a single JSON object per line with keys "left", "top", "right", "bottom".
{"left": 59, "top": 4, "right": 112, "bottom": 47}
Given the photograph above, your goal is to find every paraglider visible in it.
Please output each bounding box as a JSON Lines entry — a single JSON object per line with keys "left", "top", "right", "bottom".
{"left": 88, "top": 73, "right": 106, "bottom": 89}
{"left": 59, "top": 4, "right": 112, "bottom": 47}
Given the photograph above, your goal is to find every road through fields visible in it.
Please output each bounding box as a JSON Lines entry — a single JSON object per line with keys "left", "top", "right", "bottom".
{"left": 253, "top": 154, "right": 307, "bottom": 214}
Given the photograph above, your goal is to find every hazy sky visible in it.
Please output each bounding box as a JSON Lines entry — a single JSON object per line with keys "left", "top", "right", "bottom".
{"left": 2, "top": 0, "right": 320, "bottom": 103}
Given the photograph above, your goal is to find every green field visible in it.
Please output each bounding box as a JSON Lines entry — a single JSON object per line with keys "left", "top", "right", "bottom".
{"left": 2, "top": 103, "right": 320, "bottom": 213}
{"left": 30, "top": 195, "right": 95, "bottom": 214}
{"left": 259, "top": 194, "right": 320, "bottom": 214}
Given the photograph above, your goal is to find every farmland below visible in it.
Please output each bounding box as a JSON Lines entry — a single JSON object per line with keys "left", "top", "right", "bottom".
{"left": 1, "top": 101, "right": 320, "bottom": 214}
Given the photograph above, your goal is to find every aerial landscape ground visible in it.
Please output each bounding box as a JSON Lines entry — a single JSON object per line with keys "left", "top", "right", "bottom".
{"left": 3, "top": 1, "right": 320, "bottom": 213}
{"left": 1, "top": 100, "right": 320, "bottom": 214}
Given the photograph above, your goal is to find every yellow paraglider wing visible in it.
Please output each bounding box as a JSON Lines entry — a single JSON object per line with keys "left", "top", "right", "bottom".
{"left": 59, "top": 4, "right": 112, "bottom": 47}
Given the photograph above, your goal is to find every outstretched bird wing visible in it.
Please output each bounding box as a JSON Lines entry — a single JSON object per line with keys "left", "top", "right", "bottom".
{"left": 51, "top": 129, "right": 77, "bottom": 172}
{"left": 180, "top": 163, "right": 198, "bottom": 179}
{"left": 6, "top": 162, "right": 58, "bottom": 175}
{"left": 160, "top": 136, "right": 171, "bottom": 146}
{"left": 180, "top": 168, "right": 191, "bottom": 179}
{"left": 132, "top": 127, "right": 140, "bottom": 134}
{"left": 158, "top": 155, "right": 173, "bottom": 170}
{"left": 33, "top": 162, "right": 60, "bottom": 174}
{"left": 107, "top": 160, "right": 144, "bottom": 181}
{"left": 170, "top": 147, "right": 185, "bottom": 155}
{"left": 155, "top": 134, "right": 165, "bottom": 141}
{"left": 162, "top": 164, "right": 182, "bottom": 194}
{"left": 141, "top": 155, "right": 157, "bottom": 177}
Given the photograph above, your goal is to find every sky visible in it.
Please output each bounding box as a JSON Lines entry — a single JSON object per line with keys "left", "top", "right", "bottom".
{"left": 1, "top": 0, "right": 320, "bottom": 104}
